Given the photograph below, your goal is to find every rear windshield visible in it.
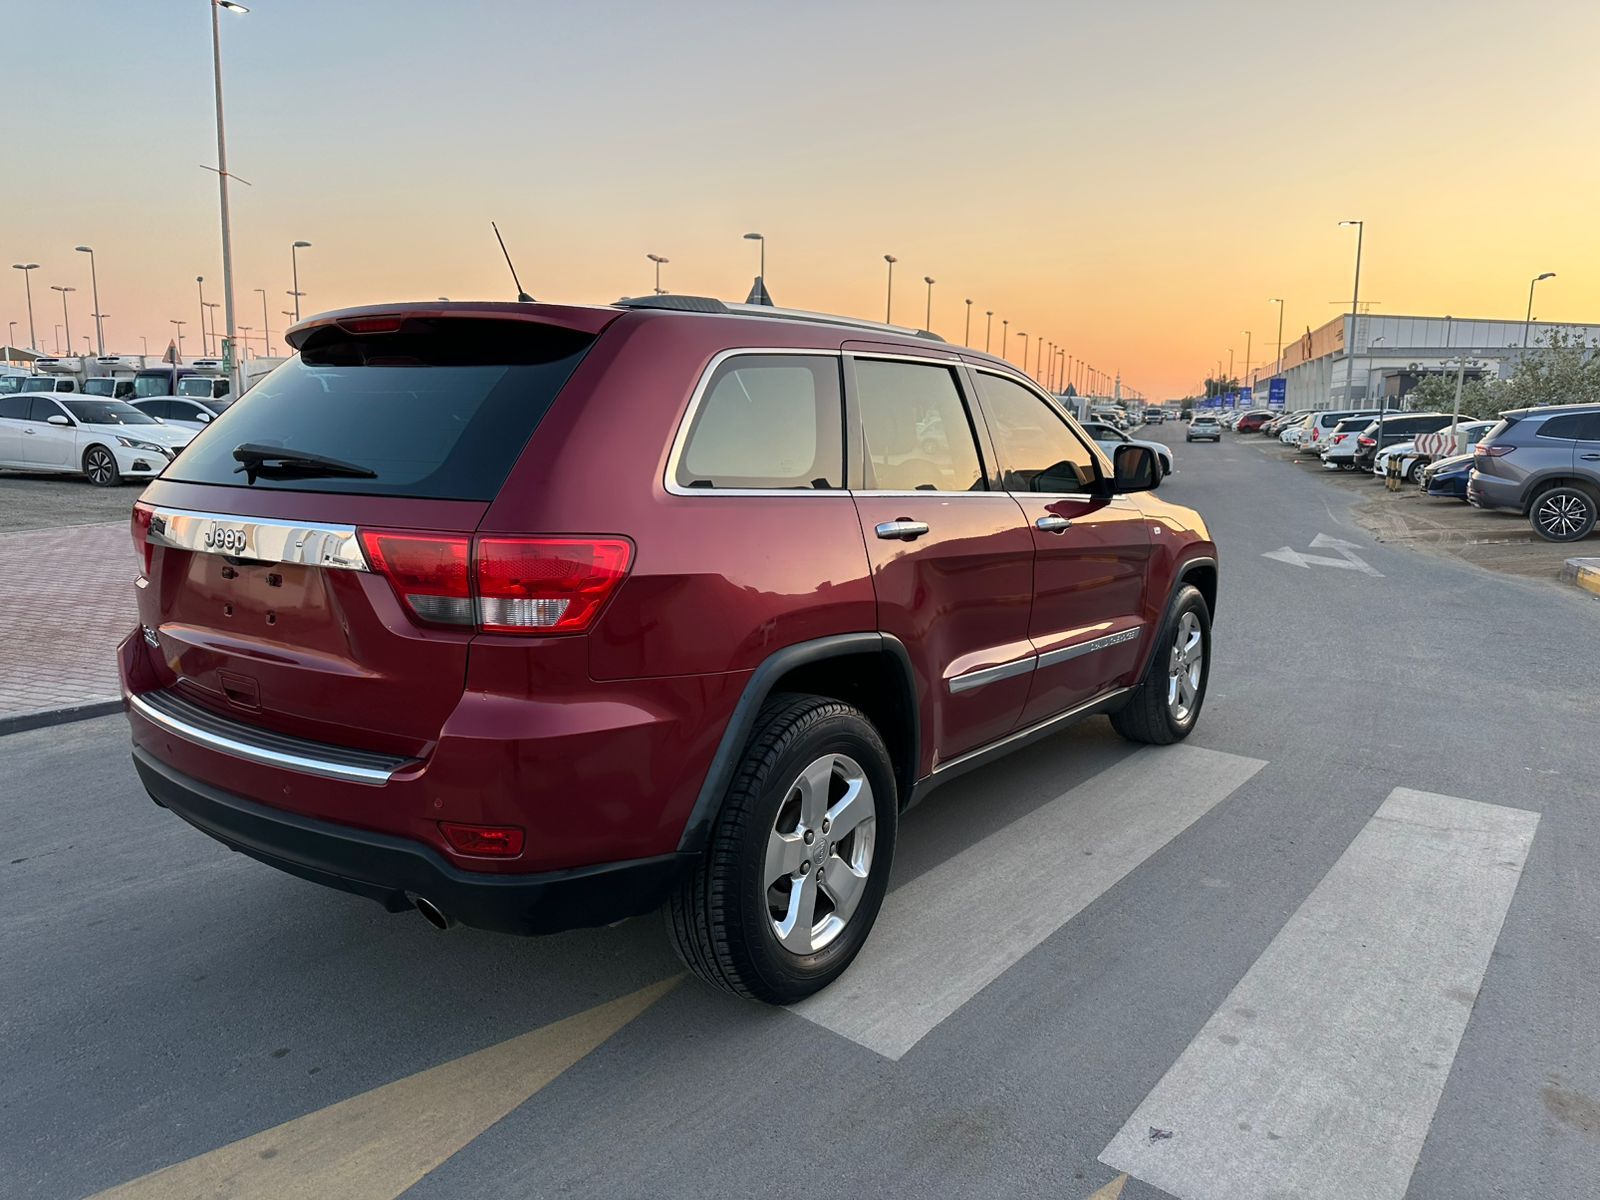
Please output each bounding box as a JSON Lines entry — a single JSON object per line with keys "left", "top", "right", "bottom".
{"left": 163, "top": 318, "right": 595, "bottom": 500}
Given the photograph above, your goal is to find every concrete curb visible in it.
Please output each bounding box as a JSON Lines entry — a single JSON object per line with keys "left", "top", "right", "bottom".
{"left": 1560, "top": 557, "right": 1600, "bottom": 597}
{"left": 0, "top": 697, "right": 124, "bottom": 738}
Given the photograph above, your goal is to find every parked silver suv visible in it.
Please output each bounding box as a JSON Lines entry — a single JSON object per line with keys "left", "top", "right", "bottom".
{"left": 1468, "top": 403, "right": 1600, "bottom": 541}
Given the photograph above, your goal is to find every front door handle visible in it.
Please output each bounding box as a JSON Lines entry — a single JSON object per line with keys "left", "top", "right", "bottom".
{"left": 1035, "top": 515, "right": 1072, "bottom": 533}
{"left": 1582, "top": 453, "right": 1600, "bottom": 461}
{"left": 875, "top": 519, "right": 930, "bottom": 541}
{"left": 22, "top": 428, "right": 36, "bottom": 435}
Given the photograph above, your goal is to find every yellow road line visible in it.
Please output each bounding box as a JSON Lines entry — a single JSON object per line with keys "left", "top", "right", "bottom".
{"left": 89, "top": 977, "right": 679, "bottom": 1200}
{"left": 1085, "top": 1173, "right": 1128, "bottom": 1199}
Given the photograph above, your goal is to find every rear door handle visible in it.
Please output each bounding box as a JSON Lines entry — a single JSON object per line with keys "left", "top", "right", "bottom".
{"left": 875, "top": 519, "right": 930, "bottom": 541}
{"left": 1035, "top": 515, "right": 1072, "bottom": 533}
{"left": 1582, "top": 453, "right": 1600, "bottom": 461}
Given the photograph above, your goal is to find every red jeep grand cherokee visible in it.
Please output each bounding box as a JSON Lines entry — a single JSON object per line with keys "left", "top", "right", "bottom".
{"left": 120, "top": 297, "right": 1217, "bottom": 1003}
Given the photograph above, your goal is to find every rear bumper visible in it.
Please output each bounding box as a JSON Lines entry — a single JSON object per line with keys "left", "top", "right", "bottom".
{"left": 133, "top": 746, "right": 691, "bottom": 935}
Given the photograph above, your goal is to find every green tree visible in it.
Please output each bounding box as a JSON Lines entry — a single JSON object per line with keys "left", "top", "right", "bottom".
{"left": 1407, "top": 372, "right": 1500, "bottom": 420}
{"left": 1203, "top": 376, "right": 1240, "bottom": 399}
{"left": 1499, "top": 327, "right": 1600, "bottom": 410}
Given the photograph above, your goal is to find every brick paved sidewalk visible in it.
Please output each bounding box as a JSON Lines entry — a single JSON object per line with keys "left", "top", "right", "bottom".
{"left": 0, "top": 521, "right": 135, "bottom": 726}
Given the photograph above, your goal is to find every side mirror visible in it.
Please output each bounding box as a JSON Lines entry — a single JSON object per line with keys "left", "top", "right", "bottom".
{"left": 1112, "top": 444, "right": 1158, "bottom": 492}
{"left": 198, "top": 411, "right": 213, "bottom": 423}
{"left": 46, "top": 414, "right": 71, "bottom": 427}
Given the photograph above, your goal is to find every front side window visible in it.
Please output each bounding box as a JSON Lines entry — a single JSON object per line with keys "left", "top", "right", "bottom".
{"left": 855, "top": 360, "right": 984, "bottom": 492}
{"left": 0, "top": 395, "right": 32, "bottom": 420}
{"left": 676, "top": 355, "right": 843, "bottom": 490}
{"left": 974, "top": 371, "right": 1098, "bottom": 495}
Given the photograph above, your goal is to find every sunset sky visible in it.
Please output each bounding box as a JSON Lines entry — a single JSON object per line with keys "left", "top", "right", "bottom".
{"left": 9, "top": 0, "right": 1600, "bottom": 397}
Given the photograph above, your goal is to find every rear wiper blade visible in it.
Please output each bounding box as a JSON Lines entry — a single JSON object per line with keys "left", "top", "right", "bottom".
{"left": 232, "top": 442, "right": 377, "bottom": 483}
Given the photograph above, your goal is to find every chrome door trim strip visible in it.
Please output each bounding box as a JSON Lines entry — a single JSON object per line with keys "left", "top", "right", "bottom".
{"left": 932, "top": 687, "right": 1131, "bottom": 775}
{"left": 948, "top": 654, "right": 1037, "bottom": 694}
{"left": 128, "top": 691, "right": 404, "bottom": 786}
{"left": 1036, "top": 625, "right": 1144, "bottom": 670}
{"left": 144, "top": 506, "right": 368, "bottom": 570}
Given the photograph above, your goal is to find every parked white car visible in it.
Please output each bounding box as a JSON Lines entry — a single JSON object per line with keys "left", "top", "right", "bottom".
{"left": 1319, "top": 416, "right": 1376, "bottom": 470}
{"left": 1298, "top": 409, "right": 1380, "bottom": 456}
{"left": 130, "top": 396, "right": 234, "bottom": 431}
{"left": 1373, "top": 420, "right": 1495, "bottom": 483}
{"left": 1280, "top": 414, "right": 1315, "bottom": 446}
{"left": 0, "top": 394, "right": 191, "bottom": 485}
{"left": 1079, "top": 420, "right": 1175, "bottom": 480}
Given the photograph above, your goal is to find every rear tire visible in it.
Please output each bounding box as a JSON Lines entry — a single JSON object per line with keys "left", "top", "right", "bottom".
{"left": 1405, "top": 460, "right": 1424, "bottom": 484}
{"left": 82, "top": 446, "right": 120, "bottom": 487}
{"left": 667, "top": 694, "right": 897, "bottom": 1004}
{"left": 1110, "top": 584, "right": 1211, "bottom": 745}
{"left": 1528, "top": 485, "right": 1598, "bottom": 542}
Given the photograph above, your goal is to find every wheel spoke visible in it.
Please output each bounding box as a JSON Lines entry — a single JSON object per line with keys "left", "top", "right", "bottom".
{"left": 774, "top": 872, "right": 819, "bottom": 954}
{"left": 794, "top": 755, "right": 834, "bottom": 829}
{"left": 819, "top": 859, "right": 868, "bottom": 926}
{"left": 765, "top": 827, "right": 805, "bottom": 885}
{"left": 825, "top": 775, "right": 872, "bottom": 840}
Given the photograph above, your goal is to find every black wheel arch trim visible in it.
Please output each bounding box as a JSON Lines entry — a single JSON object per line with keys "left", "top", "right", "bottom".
{"left": 675, "top": 632, "right": 919, "bottom": 856}
{"left": 1129, "top": 557, "right": 1216, "bottom": 682}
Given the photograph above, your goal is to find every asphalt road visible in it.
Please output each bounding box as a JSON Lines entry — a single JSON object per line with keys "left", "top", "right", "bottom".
{"left": 5, "top": 425, "right": 1598, "bottom": 1200}
{"left": 0, "top": 472, "right": 140, "bottom": 532}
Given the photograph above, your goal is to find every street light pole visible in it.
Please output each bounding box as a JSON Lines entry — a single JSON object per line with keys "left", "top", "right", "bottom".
{"left": 984, "top": 310, "right": 993, "bottom": 354}
{"left": 74, "top": 247, "right": 103, "bottom": 356}
{"left": 1018, "top": 330, "right": 1028, "bottom": 370}
{"left": 50, "top": 286, "right": 75, "bottom": 355}
{"left": 1523, "top": 271, "right": 1555, "bottom": 352}
{"left": 1242, "top": 330, "right": 1252, "bottom": 388}
{"left": 743, "top": 233, "right": 766, "bottom": 303}
{"left": 883, "top": 255, "right": 896, "bottom": 324}
{"left": 204, "top": 303, "right": 220, "bottom": 357}
{"left": 923, "top": 277, "right": 935, "bottom": 332}
{"left": 256, "top": 287, "right": 271, "bottom": 356}
{"left": 170, "top": 319, "right": 186, "bottom": 361}
{"left": 964, "top": 299, "right": 972, "bottom": 346}
{"left": 1338, "top": 219, "right": 1374, "bottom": 449}
{"left": 1271, "top": 297, "right": 1285, "bottom": 377}
{"left": 13, "top": 264, "right": 39, "bottom": 350}
{"left": 211, "top": 0, "right": 250, "bottom": 400}
{"left": 289, "top": 240, "right": 311, "bottom": 322}
{"left": 1001, "top": 319, "right": 1009, "bottom": 361}
{"left": 646, "top": 253, "right": 669, "bottom": 295}
{"left": 197, "top": 276, "right": 209, "bottom": 355}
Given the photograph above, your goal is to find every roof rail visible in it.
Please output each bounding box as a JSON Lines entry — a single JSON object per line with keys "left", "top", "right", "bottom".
{"left": 615, "top": 294, "right": 947, "bottom": 342}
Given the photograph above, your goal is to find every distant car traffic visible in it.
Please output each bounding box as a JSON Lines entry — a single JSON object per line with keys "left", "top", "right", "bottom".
{"left": 130, "top": 396, "right": 234, "bottom": 431}
{"left": 1468, "top": 403, "right": 1600, "bottom": 541}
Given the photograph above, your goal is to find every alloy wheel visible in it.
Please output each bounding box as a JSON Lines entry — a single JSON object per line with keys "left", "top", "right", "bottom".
{"left": 1168, "top": 611, "right": 1204, "bottom": 722}
{"left": 763, "top": 753, "right": 876, "bottom": 956}
{"left": 85, "top": 449, "right": 114, "bottom": 485}
{"left": 1536, "top": 492, "right": 1589, "bottom": 539}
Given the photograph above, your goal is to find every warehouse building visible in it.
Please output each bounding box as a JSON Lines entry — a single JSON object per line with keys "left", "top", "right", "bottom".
{"left": 1249, "top": 313, "right": 1600, "bottom": 410}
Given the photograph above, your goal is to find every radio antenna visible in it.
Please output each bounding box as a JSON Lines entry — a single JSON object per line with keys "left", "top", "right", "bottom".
{"left": 492, "top": 221, "right": 534, "bottom": 302}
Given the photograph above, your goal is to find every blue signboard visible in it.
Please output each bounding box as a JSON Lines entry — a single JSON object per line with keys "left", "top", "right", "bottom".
{"left": 1268, "top": 377, "right": 1287, "bottom": 407}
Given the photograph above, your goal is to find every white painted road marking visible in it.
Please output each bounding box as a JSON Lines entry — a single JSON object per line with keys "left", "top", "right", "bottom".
{"left": 1100, "top": 788, "right": 1538, "bottom": 1200}
{"left": 89, "top": 978, "right": 679, "bottom": 1200}
{"left": 1262, "top": 532, "right": 1383, "bottom": 576}
{"left": 791, "top": 745, "right": 1266, "bottom": 1059}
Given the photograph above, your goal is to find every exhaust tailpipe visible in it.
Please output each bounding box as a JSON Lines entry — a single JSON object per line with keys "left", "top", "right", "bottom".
{"left": 413, "top": 896, "right": 456, "bottom": 931}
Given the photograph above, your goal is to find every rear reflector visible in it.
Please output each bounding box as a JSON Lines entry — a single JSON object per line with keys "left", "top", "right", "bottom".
{"left": 359, "top": 530, "right": 632, "bottom": 635}
{"left": 439, "top": 821, "right": 525, "bottom": 858}
{"left": 358, "top": 530, "right": 473, "bottom": 626}
{"left": 476, "top": 537, "right": 632, "bottom": 634}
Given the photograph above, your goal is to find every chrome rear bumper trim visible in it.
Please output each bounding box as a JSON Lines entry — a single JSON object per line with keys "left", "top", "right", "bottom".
{"left": 129, "top": 689, "right": 410, "bottom": 786}
{"left": 143, "top": 506, "right": 368, "bottom": 571}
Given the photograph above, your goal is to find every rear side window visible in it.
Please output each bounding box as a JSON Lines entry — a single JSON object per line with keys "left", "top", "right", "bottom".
{"left": 675, "top": 355, "right": 842, "bottom": 490}
{"left": 855, "top": 360, "right": 984, "bottom": 492}
{"left": 1537, "top": 413, "right": 1600, "bottom": 440}
{"left": 164, "top": 318, "right": 595, "bottom": 500}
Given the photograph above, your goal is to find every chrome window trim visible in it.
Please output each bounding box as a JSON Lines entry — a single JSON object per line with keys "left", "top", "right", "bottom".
{"left": 143, "top": 505, "right": 369, "bottom": 570}
{"left": 663, "top": 347, "right": 847, "bottom": 498}
{"left": 1036, "top": 625, "right": 1144, "bottom": 670}
{"left": 948, "top": 654, "right": 1037, "bottom": 694}
{"left": 128, "top": 691, "right": 408, "bottom": 786}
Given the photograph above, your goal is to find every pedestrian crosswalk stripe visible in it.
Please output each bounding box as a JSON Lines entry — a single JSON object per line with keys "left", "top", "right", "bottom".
{"left": 1099, "top": 788, "right": 1538, "bottom": 1200}
{"left": 87, "top": 977, "right": 679, "bottom": 1200}
{"left": 790, "top": 744, "right": 1266, "bottom": 1059}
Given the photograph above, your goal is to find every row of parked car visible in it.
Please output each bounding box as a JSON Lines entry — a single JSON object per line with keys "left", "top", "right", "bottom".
{"left": 0, "top": 391, "right": 233, "bottom": 486}
{"left": 1224, "top": 402, "right": 1600, "bottom": 542}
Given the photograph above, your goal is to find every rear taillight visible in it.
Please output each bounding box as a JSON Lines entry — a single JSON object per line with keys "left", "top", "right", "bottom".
{"left": 1331, "top": 434, "right": 1347, "bottom": 445}
{"left": 1358, "top": 436, "right": 1376, "bottom": 447}
{"left": 1476, "top": 444, "right": 1514, "bottom": 458}
{"left": 360, "top": 531, "right": 632, "bottom": 635}
{"left": 439, "top": 821, "right": 525, "bottom": 858}
{"left": 132, "top": 501, "right": 155, "bottom": 575}
{"left": 359, "top": 531, "right": 473, "bottom": 626}
{"left": 476, "top": 537, "right": 633, "bottom": 634}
